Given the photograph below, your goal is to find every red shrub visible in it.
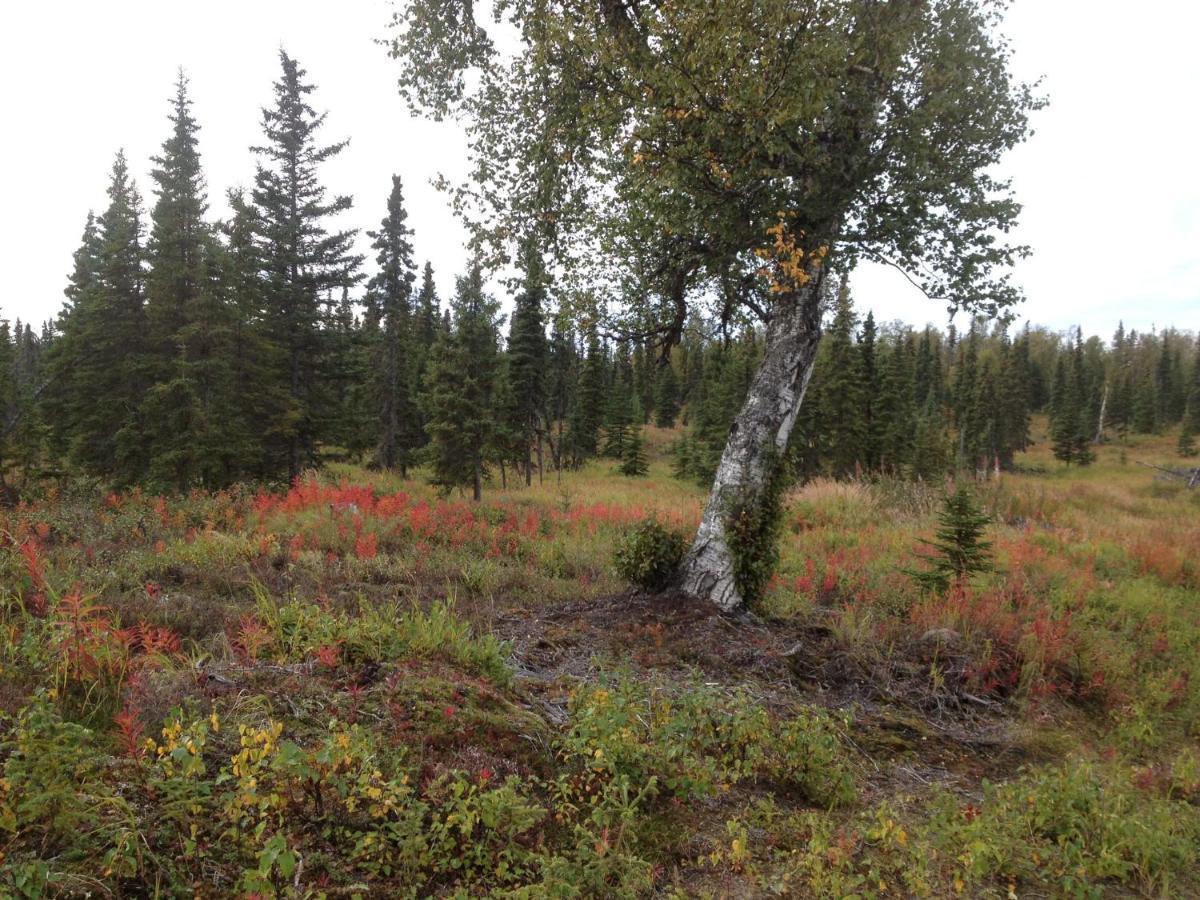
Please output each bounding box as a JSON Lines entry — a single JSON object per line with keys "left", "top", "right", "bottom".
{"left": 354, "top": 531, "right": 378, "bottom": 560}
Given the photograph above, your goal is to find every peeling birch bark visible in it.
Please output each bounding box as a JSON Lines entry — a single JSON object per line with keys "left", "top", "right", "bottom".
{"left": 676, "top": 267, "right": 827, "bottom": 611}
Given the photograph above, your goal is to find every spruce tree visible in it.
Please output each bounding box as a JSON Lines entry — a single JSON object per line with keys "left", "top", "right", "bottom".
{"left": 252, "top": 50, "right": 363, "bottom": 478}
{"left": 366, "top": 175, "right": 419, "bottom": 474}
{"left": 43, "top": 212, "right": 102, "bottom": 461}
{"left": 220, "top": 188, "right": 280, "bottom": 478}
{"left": 653, "top": 360, "right": 681, "bottom": 428}
{"left": 1179, "top": 354, "right": 1200, "bottom": 457}
{"left": 911, "top": 400, "right": 952, "bottom": 481}
{"left": 1051, "top": 328, "right": 1094, "bottom": 466}
{"left": 998, "top": 330, "right": 1032, "bottom": 463}
{"left": 1108, "top": 321, "right": 1131, "bottom": 435}
{"left": 1156, "top": 334, "right": 1178, "bottom": 426}
{"left": 324, "top": 288, "right": 373, "bottom": 458}
{"left": 859, "top": 310, "right": 881, "bottom": 470}
{"left": 52, "top": 153, "right": 149, "bottom": 482}
{"left": 144, "top": 71, "right": 208, "bottom": 378}
{"left": 504, "top": 238, "right": 548, "bottom": 484}
{"left": 875, "top": 333, "right": 915, "bottom": 474}
{"left": 572, "top": 330, "right": 606, "bottom": 459}
{"left": 953, "top": 327, "right": 983, "bottom": 470}
{"left": 620, "top": 425, "right": 649, "bottom": 476}
{"left": 601, "top": 393, "right": 633, "bottom": 458}
{"left": 818, "top": 280, "right": 866, "bottom": 478}
{"left": 545, "top": 317, "right": 578, "bottom": 472}
{"left": 421, "top": 267, "right": 500, "bottom": 500}
{"left": 414, "top": 262, "right": 440, "bottom": 365}
{"left": 1132, "top": 373, "right": 1158, "bottom": 434}
{"left": 3, "top": 322, "right": 43, "bottom": 476}
{"left": 601, "top": 342, "right": 634, "bottom": 457}
{"left": 914, "top": 327, "right": 940, "bottom": 408}
{"left": 490, "top": 354, "right": 523, "bottom": 486}
{"left": 1050, "top": 362, "right": 1078, "bottom": 464}
{"left": 963, "top": 357, "right": 999, "bottom": 473}
{"left": 0, "top": 319, "right": 14, "bottom": 479}
{"left": 141, "top": 71, "right": 247, "bottom": 489}
{"left": 909, "top": 485, "right": 993, "bottom": 593}
{"left": 631, "top": 341, "right": 655, "bottom": 424}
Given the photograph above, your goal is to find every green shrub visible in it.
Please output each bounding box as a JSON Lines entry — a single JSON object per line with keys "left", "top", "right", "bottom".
{"left": 928, "top": 761, "right": 1200, "bottom": 896}
{"left": 560, "top": 677, "right": 855, "bottom": 808}
{"left": 726, "top": 456, "right": 790, "bottom": 607}
{"left": 249, "top": 586, "right": 512, "bottom": 686}
{"left": 613, "top": 520, "right": 687, "bottom": 591}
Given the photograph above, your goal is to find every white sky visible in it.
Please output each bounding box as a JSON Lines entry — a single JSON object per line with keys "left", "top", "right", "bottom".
{"left": 1, "top": 1, "right": 1196, "bottom": 338}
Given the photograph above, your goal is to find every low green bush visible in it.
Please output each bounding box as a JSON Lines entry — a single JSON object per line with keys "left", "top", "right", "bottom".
{"left": 613, "top": 520, "right": 687, "bottom": 591}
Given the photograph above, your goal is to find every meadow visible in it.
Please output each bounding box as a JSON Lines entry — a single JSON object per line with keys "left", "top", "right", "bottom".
{"left": 1, "top": 422, "right": 1198, "bottom": 897}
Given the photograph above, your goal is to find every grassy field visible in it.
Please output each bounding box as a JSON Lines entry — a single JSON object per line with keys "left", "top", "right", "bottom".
{"left": 1, "top": 422, "right": 1198, "bottom": 897}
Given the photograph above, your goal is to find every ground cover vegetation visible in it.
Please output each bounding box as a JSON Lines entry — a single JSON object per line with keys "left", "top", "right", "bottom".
{"left": 0, "top": 419, "right": 1198, "bottom": 895}
{"left": 2, "top": 4, "right": 1200, "bottom": 896}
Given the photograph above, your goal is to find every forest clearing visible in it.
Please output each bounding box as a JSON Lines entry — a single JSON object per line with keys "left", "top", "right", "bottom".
{"left": 3, "top": 0, "right": 1199, "bottom": 895}
{"left": 1, "top": 424, "right": 1198, "bottom": 896}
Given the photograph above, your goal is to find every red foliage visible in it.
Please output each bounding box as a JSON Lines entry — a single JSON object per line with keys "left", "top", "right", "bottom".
{"left": 354, "top": 531, "right": 378, "bottom": 560}
{"left": 911, "top": 581, "right": 1083, "bottom": 700}
{"left": 19, "top": 540, "right": 46, "bottom": 592}
{"left": 315, "top": 643, "right": 341, "bottom": 669}
{"left": 233, "top": 615, "right": 270, "bottom": 663}
{"left": 113, "top": 706, "right": 146, "bottom": 761}
{"left": 126, "top": 622, "right": 181, "bottom": 657}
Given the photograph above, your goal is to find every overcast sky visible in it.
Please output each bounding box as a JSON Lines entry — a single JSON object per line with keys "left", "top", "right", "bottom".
{"left": 2, "top": 1, "right": 1196, "bottom": 338}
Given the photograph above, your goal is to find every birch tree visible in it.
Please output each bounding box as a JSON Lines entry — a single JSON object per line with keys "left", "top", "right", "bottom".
{"left": 389, "top": 0, "right": 1041, "bottom": 611}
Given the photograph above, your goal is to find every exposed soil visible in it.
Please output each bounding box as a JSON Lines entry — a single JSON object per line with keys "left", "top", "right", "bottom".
{"left": 491, "top": 589, "right": 1033, "bottom": 802}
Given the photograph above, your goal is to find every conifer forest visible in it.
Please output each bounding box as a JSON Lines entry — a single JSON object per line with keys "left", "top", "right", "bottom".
{"left": 1, "top": 3, "right": 1199, "bottom": 897}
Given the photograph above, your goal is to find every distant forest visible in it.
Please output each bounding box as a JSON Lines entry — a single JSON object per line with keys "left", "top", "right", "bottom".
{"left": 1, "top": 54, "right": 1197, "bottom": 496}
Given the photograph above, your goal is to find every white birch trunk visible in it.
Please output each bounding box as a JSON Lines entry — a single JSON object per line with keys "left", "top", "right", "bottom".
{"left": 1094, "top": 383, "right": 1108, "bottom": 444}
{"left": 676, "top": 269, "right": 827, "bottom": 611}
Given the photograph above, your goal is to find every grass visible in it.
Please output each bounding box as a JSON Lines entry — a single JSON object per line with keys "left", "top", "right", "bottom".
{"left": 0, "top": 420, "right": 1198, "bottom": 895}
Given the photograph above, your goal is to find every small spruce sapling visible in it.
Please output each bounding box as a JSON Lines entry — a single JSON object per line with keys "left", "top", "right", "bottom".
{"left": 620, "top": 426, "right": 648, "bottom": 477}
{"left": 908, "top": 485, "right": 993, "bottom": 594}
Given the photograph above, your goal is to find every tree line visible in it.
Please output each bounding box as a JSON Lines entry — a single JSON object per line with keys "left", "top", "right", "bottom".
{"left": 671, "top": 281, "right": 1199, "bottom": 486}
{"left": 1, "top": 53, "right": 1196, "bottom": 498}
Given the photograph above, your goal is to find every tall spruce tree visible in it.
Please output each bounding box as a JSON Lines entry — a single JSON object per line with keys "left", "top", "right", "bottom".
{"left": 141, "top": 72, "right": 247, "bottom": 489}
{"left": 654, "top": 359, "right": 681, "bottom": 428}
{"left": 858, "top": 310, "right": 881, "bottom": 470}
{"left": 819, "top": 280, "right": 866, "bottom": 478}
{"left": 545, "top": 317, "right": 578, "bottom": 472}
{"left": 44, "top": 212, "right": 102, "bottom": 461}
{"left": 2, "top": 322, "right": 43, "bottom": 477}
{"left": 1156, "top": 334, "right": 1178, "bottom": 427}
{"left": 422, "top": 267, "right": 500, "bottom": 500}
{"left": 252, "top": 50, "right": 363, "bottom": 479}
{"left": 504, "top": 238, "right": 549, "bottom": 484}
{"left": 220, "top": 188, "right": 280, "bottom": 478}
{"left": 876, "top": 333, "right": 915, "bottom": 474}
{"left": 414, "top": 262, "right": 440, "bottom": 366}
{"left": 1051, "top": 328, "right": 1094, "bottom": 466}
{"left": 324, "top": 288, "right": 373, "bottom": 458}
{"left": 571, "top": 330, "right": 606, "bottom": 460}
{"left": 366, "top": 175, "right": 420, "bottom": 474}
{"left": 144, "top": 71, "right": 208, "bottom": 378}
{"left": 998, "top": 330, "right": 1032, "bottom": 463}
{"left": 51, "top": 153, "right": 150, "bottom": 482}
{"left": 601, "top": 341, "right": 635, "bottom": 457}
